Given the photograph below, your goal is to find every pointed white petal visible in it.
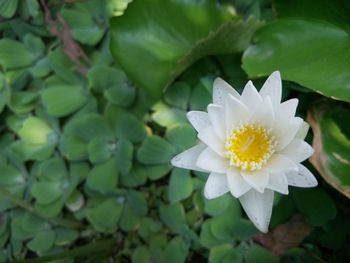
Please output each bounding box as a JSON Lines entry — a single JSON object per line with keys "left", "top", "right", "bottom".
{"left": 227, "top": 168, "right": 251, "bottom": 198}
{"left": 240, "top": 81, "right": 262, "bottom": 111}
{"left": 198, "top": 126, "right": 225, "bottom": 157}
{"left": 204, "top": 172, "right": 230, "bottom": 199}
{"left": 197, "top": 147, "right": 228, "bottom": 173}
{"left": 171, "top": 144, "right": 207, "bottom": 172}
{"left": 239, "top": 189, "right": 274, "bottom": 233}
{"left": 274, "top": 117, "right": 303, "bottom": 151}
{"left": 286, "top": 163, "right": 318, "bottom": 187}
{"left": 264, "top": 154, "right": 298, "bottom": 173}
{"left": 213, "top": 78, "right": 240, "bottom": 106}
{"left": 187, "top": 111, "right": 211, "bottom": 133}
{"left": 225, "top": 94, "right": 249, "bottom": 131}
{"left": 207, "top": 104, "right": 226, "bottom": 140}
{"left": 241, "top": 170, "right": 269, "bottom": 193}
{"left": 267, "top": 172, "right": 289, "bottom": 194}
{"left": 275, "top": 98, "right": 298, "bottom": 121}
{"left": 280, "top": 139, "right": 314, "bottom": 162}
{"left": 259, "top": 71, "right": 282, "bottom": 106}
{"left": 251, "top": 96, "right": 274, "bottom": 129}
{"left": 295, "top": 121, "right": 310, "bottom": 140}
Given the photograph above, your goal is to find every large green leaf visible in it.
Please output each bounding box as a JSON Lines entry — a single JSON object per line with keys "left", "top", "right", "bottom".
{"left": 308, "top": 102, "right": 350, "bottom": 198}
{"left": 242, "top": 19, "right": 350, "bottom": 102}
{"left": 110, "top": 0, "right": 260, "bottom": 97}
{"left": 274, "top": 0, "right": 350, "bottom": 27}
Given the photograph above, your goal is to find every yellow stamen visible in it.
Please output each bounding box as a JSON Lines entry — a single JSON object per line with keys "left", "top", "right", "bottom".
{"left": 226, "top": 123, "right": 277, "bottom": 171}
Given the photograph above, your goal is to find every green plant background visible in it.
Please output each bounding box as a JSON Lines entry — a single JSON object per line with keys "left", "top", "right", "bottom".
{"left": 0, "top": 0, "right": 349, "bottom": 262}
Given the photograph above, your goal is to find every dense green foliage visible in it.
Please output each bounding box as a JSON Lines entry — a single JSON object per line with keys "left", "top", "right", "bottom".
{"left": 0, "top": 0, "right": 349, "bottom": 262}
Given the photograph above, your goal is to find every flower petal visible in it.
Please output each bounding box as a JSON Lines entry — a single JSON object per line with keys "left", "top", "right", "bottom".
{"left": 286, "top": 163, "right": 318, "bottom": 187}
{"left": 240, "top": 81, "right": 262, "bottom": 111}
{"left": 280, "top": 139, "right": 314, "bottom": 162}
{"left": 264, "top": 154, "right": 298, "bottom": 173}
{"left": 197, "top": 147, "right": 228, "bottom": 173}
{"left": 198, "top": 126, "right": 225, "bottom": 157}
{"left": 274, "top": 117, "right": 303, "bottom": 151}
{"left": 239, "top": 189, "right": 274, "bottom": 233}
{"left": 171, "top": 144, "right": 207, "bottom": 172}
{"left": 207, "top": 104, "right": 226, "bottom": 140}
{"left": 204, "top": 172, "right": 230, "bottom": 199}
{"left": 241, "top": 170, "right": 269, "bottom": 193}
{"left": 266, "top": 172, "right": 289, "bottom": 194}
{"left": 213, "top": 78, "right": 240, "bottom": 106}
{"left": 187, "top": 111, "right": 211, "bottom": 133}
{"left": 227, "top": 168, "right": 251, "bottom": 198}
{"left": 295, "top": 121, "right": 310, "bottom": 140}
{"left": 225, "top": 94, "right": 249, "bottom": 131}
{"left": 259, "top": 71, "right": 282, "bottom": 107}
{"left": 275, "top": 98, "right": 298, "bottom": 121}
{"left": 251, "top": 96, "right": 274, "bottom": 129}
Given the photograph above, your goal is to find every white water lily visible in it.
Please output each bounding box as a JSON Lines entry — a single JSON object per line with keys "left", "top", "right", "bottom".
{"left": 171, "top": 71, "right": 317, "bottom": 233}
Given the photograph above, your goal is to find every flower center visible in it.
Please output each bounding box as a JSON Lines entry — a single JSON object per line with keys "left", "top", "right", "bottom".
{"left": 225, "top": 123, "right": 277, "bottom": 171}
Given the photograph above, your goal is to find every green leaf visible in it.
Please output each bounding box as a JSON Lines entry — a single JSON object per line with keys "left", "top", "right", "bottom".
{"left": 209, "top": 244, "right": 236, "bottom": 263}
{"left": 18, "top": 117, "right": 54, "bottom": 144}
{"left": 132, "top": 246, "right": 151, "bottom": 263}
{"left": 116, "top": 139, "right": 133, "bottom": 175}
{"left": 0, "top": 0, "right": 18, "bottom": 18}
{"left": 59, "top": 133, "right": 88, "bottom": 161}
{"left": 41, "top": 85, "right": 88, "bottom": 117}
{"left": 88, "top": 138, "right": 113, "bottom": 164}
{"left": 165, "top": 123, "right": 197, "bottom": 152}
{"left": 55, "top": 228, "right": 79, "bottom": 246}
{"left": 86, "top": 158, "right": 119, "bottom": 193}
{"left": 120, "top": 164, "right": 147, "bottom": 188}
{"left": 244, "top": 244, "right": 278, "bottom": 263}
{"left": 137, "top": 136, "right": 176, "bottom": 165}
{"left": 88, "top": 65, "right": 127, "bottom": 92}
{"left": 86, "top": 198, "right": 123, "bottom": 232}
{"left": 152, "top": 108, "right": 187, "bottom": 128}
{"left": 0, "top": 38, "right": 36, "bottom": 69}
{"left": 242, "top": 19, "right": 350, "bottom": 102}
{"left": 0, "top": 165, "right": 24, "bottom": 186}
{"left": 168, "top": 168, "right": 193, "bottom": 203}
{"left": 164, "top": 81, "right": 191, "bottom": 110}
{"left": 274, "top": 0, "right": 350, "bottom": 27}
{"left": 292, "top": 188, "right": 337, "bottom": 226}
{"left": 127, "top": 190, "right": 148, "bottom": 216}
{"left": 31, "top": 181, "right": 63, "bottom": 205}
{"left": 309, "top": 103, "right": 350, "bottom": 198}
{"left": 110, "top": 0, "right": 260, "bottom": 97}
{"left": 27, "top": 230, "right": 56, "bottom": 252}
{"left": 104, "top": 84, "right": 136, "bottom": 107}
{"left": 159, "top": 203, "right": 186, "bottom": 233}
{"left": 115, "top": 113, "right": 147, "bottom": 143}
{"left": 61, "top": 1, "right": 106, "bottom": 46}
{"left": 69, "top": 113, "right": 114, "bottom": 141}
{"left": 146, "top": 164, "right": 171, "bottom": 181}
{"left": 204, "top": 194, "right": 231, "bottom": 217}
{"left": 163, "top": 237, "right": 189, "bottom": 263}
{"left": 37, "top": 157, "right": 68, "bottom": 181}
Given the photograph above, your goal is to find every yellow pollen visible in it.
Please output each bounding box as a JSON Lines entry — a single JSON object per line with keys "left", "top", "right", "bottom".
{"left": 226, "top": 123, "right": 277, "bottom": 171}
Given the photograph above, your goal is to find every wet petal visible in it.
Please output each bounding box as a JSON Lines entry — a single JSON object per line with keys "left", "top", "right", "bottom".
{"left": 227, "top": 168, "right": 251, "bottom": 198}
{"left": 259, "top": 71, "right": 282, "bottom": 107}
{"left": 266, "top": 172, "right": 289, "bottom": 194}
{"left": 204, "top": 172, "right": 230, "bottom": 199}
{"left": 213, "top": 78, "right": 240, "bottom": 106}
{"left": 187, "top": 111, "right": 210, "bottom": 133}
{"left": 207, "top": 104, "right": 226, "bottom": 140}
{"left": 286, "top": 163, "right": 318, "bottom": 187}
{"left": 171, "top": 144, "right": 207, "bottom": 172}
{"left": 280, "top": 139, "right": 314, "bottom": 162}
{"left": 197, "top": 147, "right": 228, "bottom": 173}
{"left": 239, "top": 189, "right": 274, "bottom": 233}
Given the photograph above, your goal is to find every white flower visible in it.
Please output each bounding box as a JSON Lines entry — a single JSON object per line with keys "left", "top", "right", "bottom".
{"left": 171, "top": 71, "right": 317, "bottom": 233}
